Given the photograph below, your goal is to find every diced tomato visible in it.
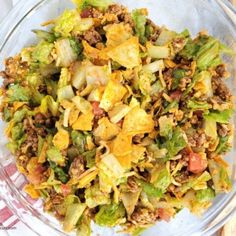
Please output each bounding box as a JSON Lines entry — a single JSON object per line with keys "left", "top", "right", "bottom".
{"left": 158, "top": 208, "right": 173, "bottom": 222}
{"left": 170, "top": 90, "right": 182, "bottom": 101}
{"left": 61, "top": 184, "right": 71, "bottom": 196}
{"left": 188, "top": 152, "right": 208, "bottom": 174}
{"left": 92, "top": 101, "right": 105, "bottom": 116}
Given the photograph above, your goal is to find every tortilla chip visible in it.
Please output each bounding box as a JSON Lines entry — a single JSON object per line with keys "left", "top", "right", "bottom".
{"left": 72, "top": 111, "right": 94, "bottom": 131}
{"left": 123, "top": 106, "right": 154, "bottom": 135}
{"left": 100, "top": 78, "right": 127, "bottom": 111}
{"left": 107, "top": 37, "right": 140, "bottom": 69}
{"left": 94, "top": 117, "right": 121, "bottom": 141}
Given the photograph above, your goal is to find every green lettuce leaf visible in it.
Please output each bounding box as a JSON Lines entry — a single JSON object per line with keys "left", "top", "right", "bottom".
{"left": 208, "top": 159, "right": 232, "bottom": 193}
{"left": 32, "top": 29, "right": 56, "bottom": 43}
{"left": 187, "top": 99, "right": 211, "bottom": 110}
{"left": 132, "top": 9, "right": 147, "bottom": 44}
{"left": 7, "top": 84, "right": 31, "bottom": 103}
{"left": 215, "top": 136, "right": 231, "bottom": 155}
{"left": 172, "top": 68, "right": 186, "bottom": 89}
{"left": 85, "top": 183, "right": 111, "bottom": 208}
{"left": 77, "top": 215, "right": 91, "bottom": 236}
{"left": 95, "top": 203, "right": 126, "bottom": 227}
{"left": 54, "top": 9, "right": 80, "bottom": 37}
{"left": 161, "top": 127, "right": 187, "bottom": 159}
{"left": 63, "top": 203, "right": 86, "bottom": 232}
{"left": 32, "top": 41, "right": 54, "bottom": 65}
{"left": 2, "top": 107, "right": 12, "bottom": 122}
{"left": 13, "top": 108, "right": 28, "bottom": 123}
{"left": 73, "top": 0, "right": 113, "bottom": 11}
{"left": 47, "top": 147, "right": 65, "bottom": 166}
{"left": 49, "top": 161, "right": 69, "bottom": 183}
{"left": 40, "top": 95, "right": 58, "bottom": 116}
{"left": 196, "top": 188, "right": 215, "bottom": 203}
{"left": 159, "top": 115, "right": 173, "bottom": 138}
{"left": 204, "top": 109, "right": 233, "bottom": 123}
{"left": 71, "top": 131, "right": 86, "bottom": 153}
{"left": 11, "top": 123, "right": 24, "bottom": 141}
{"left": 83, "top": 149, "right": 96, "bottom": 168}
{"left": 138, "top": 179, "right": 163, "bottom": 198}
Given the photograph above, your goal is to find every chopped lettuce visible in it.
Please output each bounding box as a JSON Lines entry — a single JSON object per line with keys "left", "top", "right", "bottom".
{"left": 76, "top": 215, "right": 91, "bottom": 236}
{"left": 155, "top": 28, "right": 177, "bottom": 46}
{"left": 184, "top": 71, "right": 211, "bottom": 97}
{"left": 11, "top": 123, "right": 24, "bottom": 141}
{"left": 151, "top": 166, "right": 171, "bottom": 192}
{"left": 172, "top": 68, "right": 186, "bottom": 89}
{"left": 83, "top": 149, "right": 96, "bottom": 168}
{"left": 71, "top": 130, "right": 86, "bottom": 153}
{"left": 47, "top": 147, "right": 65, "bottom": 166}
{"left": 208, "top": 159, "right": 232, "bottom": 193}
{"left": 55, "top": 38, "right": 78, "bottom": 67}
{"left": 215, "top": 136, "right": 231, "bottom": 155}
{"left": 204, "top": 117, "right": 217, "bottom": 140}
{"left": 138, "top": 179, "right": 163, "bottom": 198}
{"left": 32, "top": 41, "right": 54, "bottom": 65}
{"left": 57, "top": 85, "right": 75, "bottom": 102}
{"left": 85, "top": 183, "right": 111, "bottom": 208}
{"left": 179, "top": 35, "right": 228, "bottom": 70}
{"left": 204, "top": 109, "right": 233, "bottom": 124}
{"left": 138, "top": 70, "right": 155, "bottom": 96}
{"left": 142, "top": 60, "right": 164, "bottom": 73}
{"left": 13, "top": 108, "right": 28, "bottom": 123}
{"left": 58, "top": 68, "right": 70, "bottom": 88}
{"left": 73, "top": 0, "right": 113, "bottom": 11}
{"left": 179, "top": 171, "right": 212, "bottom": 195}
{"left": 50, "top": 161, "right": 69, "bottom": 183}
{"left": 132, "top": 9, "right": 147, "bottom": 44}
{"left": 7, "top": 84, "right": 31, "bottom": 103}
{"left": 193, "top": 71, "right": 213, "bottom": 97}
{"left": 40, "top": 95, "right": 58, "bottom": 116}
{"left": 163, "top": 100, "right": 179, "bottom": 114}
{"left": 196, "top": 188, "right": 215, "bottom": 203}
{"left": 161, "top": 127, "right": 187, "bottom": 159}
{"left": 108, "top": 104, "right": 131, "bottom": 124}
{"left": 32, "top": 29, "right": 56, "bottom": 43}
{"left": 158, "top": 115, "right": 173, "bottom": 138}
{"left": 187, "top": 99, "right": 211, "bottom": 110}
{"left": 72, "top": 96, "right": 92, "bottom": 114}
{"left": 146, "top": 42, "right": 170, "bottom": 59}
{"left": 72, "top": 62, "right": 86, "bottom": 90}
{"left": 54, "top": 9, "right": 80, "bottom": 37}
{"left": 95, "top": 203, "right": 126, "bottom": 227}
{"left": 63, "top": 203, "right": 86, "bottom": 232}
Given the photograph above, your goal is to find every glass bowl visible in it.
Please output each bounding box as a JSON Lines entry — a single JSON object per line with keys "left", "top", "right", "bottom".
{"left": 0, "top": 0, "right": 236, "bottom": 235}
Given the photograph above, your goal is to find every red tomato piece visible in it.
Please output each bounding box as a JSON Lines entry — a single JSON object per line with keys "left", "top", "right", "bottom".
{"left": 188, "top": 152, "right": 208, "bottom": 174}
{"left": 92, "top": 101, "right": 104, "bottom": 116}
